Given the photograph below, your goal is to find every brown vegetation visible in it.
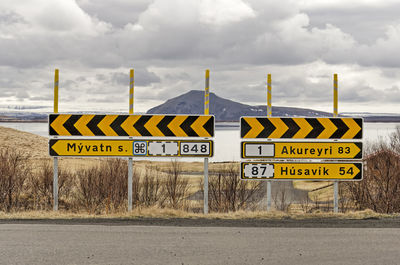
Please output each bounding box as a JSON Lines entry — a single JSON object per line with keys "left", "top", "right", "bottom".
{"left": 344, "top": 127, "right": 400, "bottom": 213}
{"left": 1, "top": 125, "right": 400, "bottom": 215}
{"left": 0, "top": 149, "right": 30, "bottom": 211}
{"left": 203, "top": 163, "right": 263, "bottom": 212}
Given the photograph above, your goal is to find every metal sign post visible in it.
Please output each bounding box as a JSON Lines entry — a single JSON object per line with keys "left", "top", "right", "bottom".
{"left": 266, "top": 74, "right": 272, "bottom": 211}
{"left": 53, "top": 69, "right": 59, "bottom": 211}
{"left": 204, "top": 69, "right": 210, "bottom": 214}
{"left": 333, "top": 73, "right": 339, "bottom": 213}
{"left": 128, "top": 69, "right": 134, "bottom": 212}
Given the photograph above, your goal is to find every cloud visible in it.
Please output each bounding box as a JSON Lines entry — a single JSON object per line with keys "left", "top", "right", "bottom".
{"left": 0, "top": 0, "right": 111, "bottom": 36}
{"left": 383, "top": 86, "right": 400, "bottom": 102}
{"left": 109, "top": 69, "right": 161, "bottom": 86}
{"left": 77, "top": 0, "right": 151, "bottom": 28}
{"left": 357, "top": 23, "right": 400, "bottom": 67}
{"left": 199, "top": 0, "right": 256, "bottom": 26}
{"left": 0, "top": 0, "right": 399, "bottom": 113}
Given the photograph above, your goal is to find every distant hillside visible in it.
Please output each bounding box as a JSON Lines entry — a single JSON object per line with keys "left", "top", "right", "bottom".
{"left": 0, "top": 126, "right": 48, "bottom": 159}
{"left": 147, "top": 90, "right": 333, "bottom": 121}
{"left": 0, "top": 112, "right": 47, "bottom": 122}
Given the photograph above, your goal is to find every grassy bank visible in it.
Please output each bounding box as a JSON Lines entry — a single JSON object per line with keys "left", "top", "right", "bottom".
{"left": 0, "top": 208, "right": 395, "bottom": 220}
{"left": 1, "top": 125, "right": 400, "bottom": 216}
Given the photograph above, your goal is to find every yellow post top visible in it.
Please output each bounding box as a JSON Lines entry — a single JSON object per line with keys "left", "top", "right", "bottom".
{"left": 267, "top": 73, "right": 272, "bottom": 117}
{"left": 54, "top": 69, "right": 59, "bottom": 114}
{"left": 333, "top": 73, "right": 338, "bottom": 117}
{"left": 129, "top": 69, "right": 134, "bottom": 114}
{"left": 205, "top": 69, "right": 210, "bottom": 115}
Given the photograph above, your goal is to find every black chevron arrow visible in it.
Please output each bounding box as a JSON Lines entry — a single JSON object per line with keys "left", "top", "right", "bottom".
{"left": 282, "top": 118, "right": 300, "bottom": 138}
{"left": 49, "top": 139, "right": 58, "bottom": 156}
{"left": 354, "top": 163, "right": 362, "bottom": 180}
{"left": 87, "top": 115, "right": 106, "bottom": 136}
{"left": 156, "top": 115, "right": 175, "bottom": 136}
{"left": 258, "top": 118, "right": 276, "bottom": 138}
{"left": 240, "top": 118, "right": 251, "bottom": 138}
{"left": 305, "top": 118, "right": 324, "bottom": 138}
{"left": 49, "top": 114, "right": 58, "bottom": 135}
{"left": 133, "top": 115, "right": 152, "bottom": 136}
{"left": 355, "top": 119, "right": 363, "bottom": 139}
{"left": 180, "top": 116, "right": 198, "bottom": 136}
{"left": 110, "top": 115, "right": 129, "bottom": 136}
{"left": 64, "top": 115, "right": 82, "bottom": 136}
{"left": 204, "top": 116, "right": 214, "bottom": 136}
{"left": 330, "top": 118, "right": 349, "bottom": 139}
{"left": 355, "top": 142, "right": 363, "bottom": 159}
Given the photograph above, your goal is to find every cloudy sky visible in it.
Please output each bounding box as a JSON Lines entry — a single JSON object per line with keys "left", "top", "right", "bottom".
{"left": 0, "top": 0, "right": 399, "bottom": 114}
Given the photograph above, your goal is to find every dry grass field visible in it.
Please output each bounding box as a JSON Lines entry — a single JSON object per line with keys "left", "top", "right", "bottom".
{"left": 2, "top": 124, "right": 400, "bottom": 216}
{"left": 0, "top": 208, "right": 395, "bottom": 220}
{"left": 0, "top": 125, "right": 236, "bottom": 175}
{"left": 0, "top": 125, "right": 352, "bottom": 214}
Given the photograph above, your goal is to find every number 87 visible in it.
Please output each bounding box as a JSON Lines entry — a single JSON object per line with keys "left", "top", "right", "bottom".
{"left": 251, "top": 166, "right": 267, "bottom": 176}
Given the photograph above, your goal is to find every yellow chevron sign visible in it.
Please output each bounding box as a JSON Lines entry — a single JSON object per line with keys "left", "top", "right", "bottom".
{"left": 241, "top": 141, "right": 362, "bottom": 159}
{"left": 49, "top": 139, "right": 213, "bottom": 157}
{"left": 241, "top": 117, "right": 363, "bottom": 139}
{"left": 49, "top": 114, "right": 214, "bottom": 137}
{"left": 241, "top": 162, "right": 362, "bottom": 180}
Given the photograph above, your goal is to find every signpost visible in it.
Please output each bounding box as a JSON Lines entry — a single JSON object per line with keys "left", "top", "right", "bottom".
{"left": 241, "top": 162, "right": 362, "bottom": 180}
{"left": 128, "top": 69, "right": 134, "bottom": 211}
{"left": 49, "top": 114, "right": 214, "bottom": 137}
{"left": 49, "top": 139, "right": 213, "bottom": 157}
{"left": 53, "top": 69, "right": 59, "bottom": 211}
{"left": 241, "top": 141, "right": 362, "bottom": 159}
{"left": 50, "top": 70, "right": 215, "bottom": 214}
{"left": 241, "top": 117, "right": 362, "bottom": 139}
{"left": 240, "top": 74, "right": 363, "bottom": 213}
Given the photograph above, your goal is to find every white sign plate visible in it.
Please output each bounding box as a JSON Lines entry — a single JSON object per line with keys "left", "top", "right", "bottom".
{"left": 244, "top": 143, "right": 274, "bottom": 157}
{"left": 132, "top": 140, "right": 213, "bottom": 157}
{"left": 180, "top": 142, "right": 211, "bottom": 156}
{"left": 148, "top": 141, "right": 179, "bottom": 156}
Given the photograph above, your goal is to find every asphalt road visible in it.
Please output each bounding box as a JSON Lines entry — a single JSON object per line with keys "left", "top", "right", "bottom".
{"left": 1, "top": 219, "right": 400, "bottom": 265}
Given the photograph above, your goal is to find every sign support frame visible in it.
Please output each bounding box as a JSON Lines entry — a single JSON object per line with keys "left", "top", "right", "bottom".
{"left": 128, "top": 69, "right": 134, "bottom": 212}
{"left": 266, "top": 73, "right": 272, "bottom": 212}
{"left": 53, "top": 69, "right": 59, "bottom": 211}
{"left": 203, "top": 69, "right": 210, "bottom": 214}
{"left": 333, "top": 73, "right": 339, "bottom": 213}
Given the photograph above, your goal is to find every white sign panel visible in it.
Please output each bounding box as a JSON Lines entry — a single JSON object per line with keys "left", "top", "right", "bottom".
{"left": 148, "top": 141, "right": 179, "bottom": 156}
{"left": 132, "top": 140, "right": 213, "bottom": 157}
{"left": 244, "top": 143, "right": 274, "bottom": 157}
{"left": 243, "top": 163, "right": 275, "bottom": 178}
{"left": 180, "top": 142, "right": 211, "bottom": 156}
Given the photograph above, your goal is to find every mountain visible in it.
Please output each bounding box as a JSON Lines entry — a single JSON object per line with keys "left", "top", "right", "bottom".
{"left": 147, "top": 90, "right": 333, "bottom": 121}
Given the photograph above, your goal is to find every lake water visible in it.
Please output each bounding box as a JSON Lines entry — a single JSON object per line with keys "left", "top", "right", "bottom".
{"left": 1, "top": 122, "right": 399, "bottom": 162}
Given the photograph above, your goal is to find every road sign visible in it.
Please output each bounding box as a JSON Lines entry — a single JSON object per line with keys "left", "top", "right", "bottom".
{"left": 241, "top": 141, "right": 362, "bottom": 159}
{"left": 241, "top": 117, "right": 362, "bottom": 139}
{"left": 241, "top": 162, "right": 362, "bottom": 180}
{"left": 49, "top": 114, "right": 214, "bottom": 137}
{"left": 49, "top": 139, "right": 213, "bottom": 157}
